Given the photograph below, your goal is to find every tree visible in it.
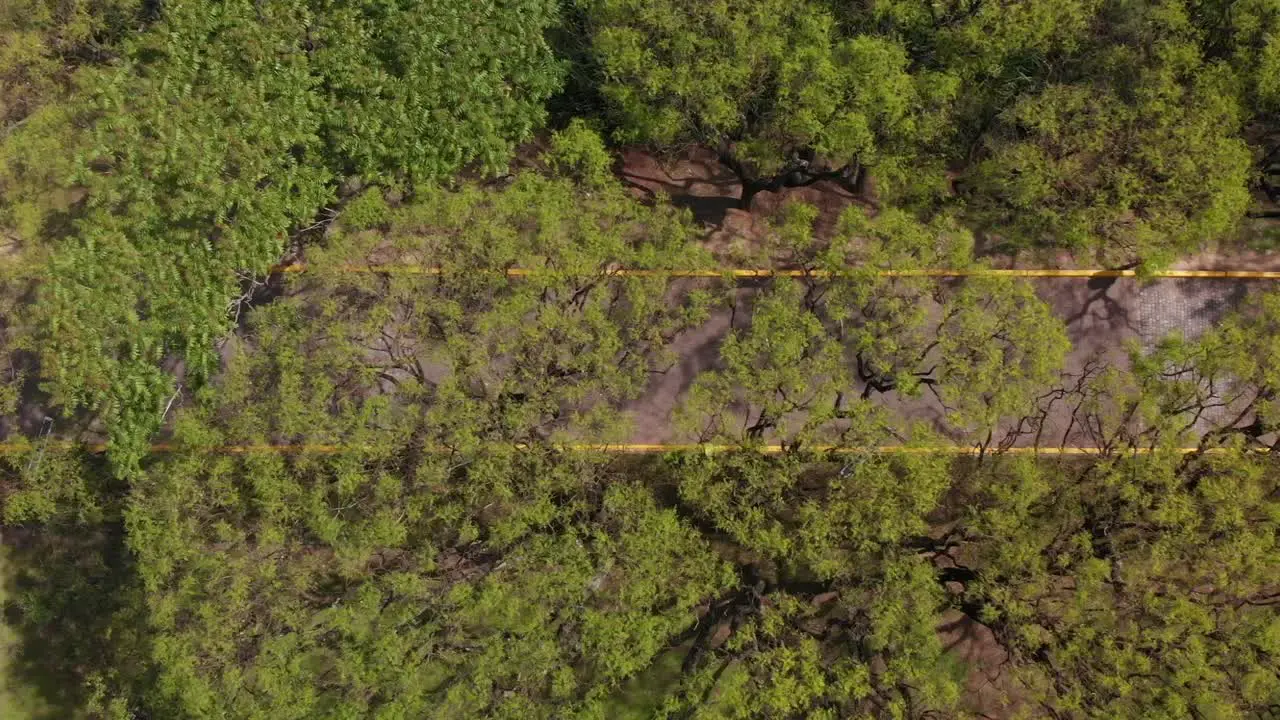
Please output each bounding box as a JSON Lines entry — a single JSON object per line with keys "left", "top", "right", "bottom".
{"left": 0, "top": 445, "right": 154, "bottom": 719}
{"left": 128, "top": 444, "right": 735, "bottom": 719}
{"left": 820, "top": 1, "right": 1260, "bottom": 264}
{"left": 575, "top": 0, "right": 958, "bottom": 206}
{"left": 9, "top": 4, "right": 1280, "bottom": 717}
{"left": 3, "top": 0, "right": 567, "bottom": 473}
{"left": 849, "top": 0, "right": 1104, "bottom": 153}
{"left": 656, "top": 554, "right": 963, "bottom": 719}
{"left": 217, "top": 167, "right": 710, "bottom": 451}
{"left": 15, "top": 0, "right": 332, "bottom": 474}
{"left": 0, "top": 0, "right": 145, "bottom": 245}
{"left": 934, "top": 292, "right": 1280, "bottom": 716}
{"left": 855, "top": 0, "right": 1102, "bottom": 77}
{"left": 306, "top": 0, "right": 563, "bottom": 183}
{"left": 656, "top": 204, "right": 1067, "bottom": 717}
{"left": 0, "top": 262, "right": 32, "bottom": 426}
{"left": 1188, "top": 0, "right": 1280, "bottom": 219}
{"left": 964, "top": 1, "right": 1253, "bottom": 265}
{"left": 0, "top": 0, "right": 144, "bottom": 126}
{"left": 1004, "top": 289, "right": 1280, "bottom": 454}
{"left": 116, "top": 172, "right": 738, "bottom": 716}
{"left": 684, "top": 202, "right": 1069, "bottom": 446}
{"left": 1188, "top": 0, "right": 1280, "bottom": 114}
{"left": 949, "top": 446, "right": 1280, "bottom": 717}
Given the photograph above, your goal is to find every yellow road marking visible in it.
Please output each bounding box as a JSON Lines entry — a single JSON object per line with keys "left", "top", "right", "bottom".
{"left": 270, "top": 264, "right": 1280, "bottom": 279}
{"left": 0, "top": 442, "right": 1258, "bottom": 456}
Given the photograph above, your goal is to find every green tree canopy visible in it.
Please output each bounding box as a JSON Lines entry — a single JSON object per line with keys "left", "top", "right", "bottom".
{"left": 307, "top": 0, "right": 563, "bottom": 182}
{"left": 938, "top": 291, "right": 1280, "bottom": 715}
{"left": 576, "top": 0, "right": 958, "bottom": 205}
{"left": 16, "top": 0, "right": 333, "bottom": 473}
{"left": 962, "top": 0, "right": 1254, "bottom": 264}
{"left": 967, "top": 67, "right": 1252, "bottom": 264}
{"left": 1190, "top": 0, "right": 1280, "bottom": 113}
{"left": 953, "top": 446, "right": 1280, "bottom": 716}
{"left": 128, "top": 443, "right": 735, "bottom": 719}
{"left": 6, "top": 3, "right": 1280, "bottom": 718}
{"left": 0, "top": 0, "right": 144, "bottom": 126}
{"left": 685, "top": 203, "right": 1069, "bottom": 446}
{"left": 115, "top": 171, "right": 737, "bottom": 717}
{"left": 2, "top": 0, "right": 566, "bottom": 472}
{"left": 216, "top": 168, "right": 710, "bottom": 451}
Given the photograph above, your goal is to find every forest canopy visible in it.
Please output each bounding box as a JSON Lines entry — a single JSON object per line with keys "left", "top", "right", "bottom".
{"left": 2, "top": 0, "right": 1280, "bottom": 718}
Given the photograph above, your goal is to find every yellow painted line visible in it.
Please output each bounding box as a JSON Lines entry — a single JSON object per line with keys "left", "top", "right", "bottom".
{"left": 269, "top": 264, "right": 1280, "bottom": 279}
{"left": 0, "top": 442, "right": 1256, "bottom": 456}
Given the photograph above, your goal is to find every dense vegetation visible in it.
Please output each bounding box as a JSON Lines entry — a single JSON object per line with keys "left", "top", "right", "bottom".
{"left": 2, "top": 0, "right": 1279, "bottom": 718}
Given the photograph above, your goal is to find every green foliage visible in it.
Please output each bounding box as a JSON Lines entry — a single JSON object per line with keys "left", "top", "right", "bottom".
{"left": 656, "top": 556, "right": 962, "bottom": 719}
{"left": 865, "top": 0, "right": 1264, "bottom": 263}
{"left": 0, "top": 0, "right": 142, "bottom": 244}
{"left": 0, "top": 267, "right": 31, "bottom": 421}
{"left": 1, "top": 445, "right": 112, "bottom": 526}
{"left": 0, "top": 0, "right": 143, "bottom": 125}
{"left": 127, "top": 443, "right": 734, "bottom": 718}
{"left": 307, "top": 0, "right": 562, "bottom": 182}
{"left": 2, "top": 0, "right": 567, "bottom": 473}
{"left": 681, "top": 276, "right": 860, "bottom": 446}
{"left": 671, "top": 451, "right": 950, "bottom": 581}
{"left": 0, "top": 526, "right": 151, "bottom": 719}
{"left": 943, "top": 297, "right": 1280, "bottom": 715}
{"left": 218, "top": 171, "right": 709, "bottom": 452}
{"left": 859, "top": 0, "right": 1103, "bottom": 82}
{"left": 931, "top": 275, "right": 1070, "bottom": 433}
{"left": 969, "top": 76, "right": 1252, "bottom": 263}
{"left": 12, "top": 241, "right": 1280, "bottom": 720}
{"left": 1057, "top": 289, "right": 1280, "bottom": 452}
{"left": 111, "top": 171, "right": 728, "bottom": 715}
{"left": 1189, "top": 0, "right": 1280, "bottom": 112}
{"left": 577, "top": 0, "right": 956, "bottom": 198}
{"left": 959, "top": 447, "right": 1280, "bottom": 717}
{"left": 102, "top": 180, "right": 716, "bottom": 697}
{"left": 548, "top": 119, "right": 615, "bottom": 188}
{"left": 17, "top": 0, "right": 333, "bottom": 474}
{"left": 685, "top": 203, "right": 1069, "bottom": 443}
{"left": 6, "top": 2, "right": 1280, "bottom": 718}
{"left": 339, "top": 187, "right": 392, "bottom": 232}
{"left": 577, "top": 0, "right": 1262, "bottom": 260}
{"left": 959, "top": 0, "right": 1253, "bottom": 263}
{"left": 0, "top": 451, "right": 152, "bottom": 718}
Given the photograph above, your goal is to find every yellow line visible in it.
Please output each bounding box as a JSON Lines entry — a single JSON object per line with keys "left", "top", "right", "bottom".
{"left": 0, "top": 442, "right": 1253, "bottom": 456}
{"left": 270, "top": 264, "right": 1280, "bottom": 279}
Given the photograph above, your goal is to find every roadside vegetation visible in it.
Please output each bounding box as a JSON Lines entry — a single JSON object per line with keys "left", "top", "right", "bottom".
{"left": 2, "top": 1, "right": 1279, "bottom": 717}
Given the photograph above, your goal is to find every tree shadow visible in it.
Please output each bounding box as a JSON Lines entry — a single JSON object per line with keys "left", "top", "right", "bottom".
{"left": 0, "top": 274, "right": 102, "bottom": 444}
{"left": 1188, "top": 279, "right": 1251, "bottom": 325}
{"left": 618, "top": 149, "right": 743, "bottom": 228}
{"left": 1061, "top": 275, "right": 1136, "bottom": 332}
{"left": 668, "top": 193, "right": 743, "bottom": 229}
{"left": 621, "top": 169, "right": 742, "bottom": 227}
{"left": 542, "top": 3, "right": 609, "bottom": 127}
{"left": 0, "top": 517, "right": 150, "bottom": 718}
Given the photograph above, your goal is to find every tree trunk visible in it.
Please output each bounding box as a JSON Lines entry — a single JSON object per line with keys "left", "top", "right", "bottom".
{"left": 717, "top": 148, "right": 864, "bottom": 210}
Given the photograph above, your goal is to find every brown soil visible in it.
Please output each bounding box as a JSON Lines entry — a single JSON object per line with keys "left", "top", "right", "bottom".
{"left": 938, "top": 609, "right": 1026, "bottom": 718}
{"left": 617, "top": 147, "right": 866, "bottom": 259}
